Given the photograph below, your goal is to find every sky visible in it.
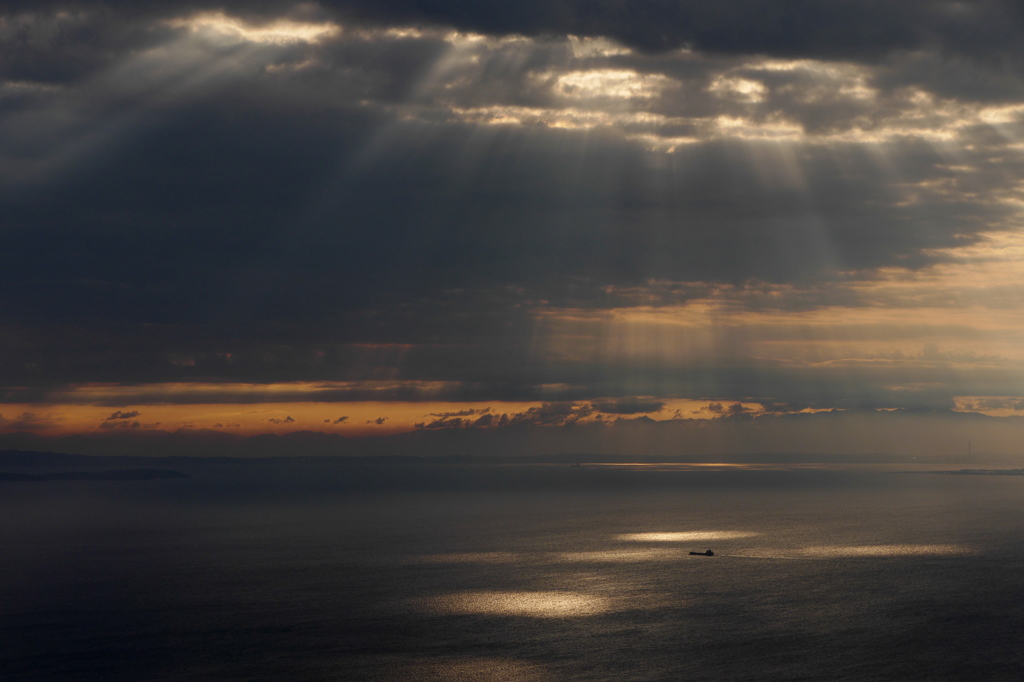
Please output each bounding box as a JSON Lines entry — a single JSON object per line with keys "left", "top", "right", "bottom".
{"left": 4, "top": 1, "right": 1024, "bottom": 458}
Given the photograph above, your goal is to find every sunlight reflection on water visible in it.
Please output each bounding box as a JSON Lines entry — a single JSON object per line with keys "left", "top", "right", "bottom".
{"left": 554, "top": 549, "right": 691, "bottom": 562}
{"left": 413, "top": 542, "right": 969, "bottom": 565}
{"left": 796, "top": 544, "right": 971, "bottom": 557}
{"left": 413, "top": 552, "right": 528, "bottom": 564}
{"left": 425, "top": 591, "right": 612, "bottom": 618}
{"left": 616, "top": 531, "right": 758, "bottom": 542}
{"left": 729, "top": 544, "right": 972, "bottom": 559}
{"left": 415, "top": 548, "right": 729, "bottom": 564}
{"left": 397, "top": 657, "right": 551, "bottom": 682}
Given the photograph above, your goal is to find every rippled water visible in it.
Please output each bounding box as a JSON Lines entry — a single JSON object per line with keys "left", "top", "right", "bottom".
{"left": 3, "top": 462, "right": 1024, "bottom": 680}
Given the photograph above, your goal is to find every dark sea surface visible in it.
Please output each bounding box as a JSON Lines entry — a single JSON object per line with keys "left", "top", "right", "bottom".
{"left": 3, "top": 461, "right": 1024, "bottom": 681}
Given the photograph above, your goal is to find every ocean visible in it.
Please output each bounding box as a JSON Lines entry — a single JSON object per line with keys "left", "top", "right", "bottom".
{"left": 3, "top": 461, "right": 1024, "bottom": 680}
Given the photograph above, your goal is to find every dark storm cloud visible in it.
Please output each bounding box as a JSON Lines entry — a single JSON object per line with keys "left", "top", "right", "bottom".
{"left": 0, "top": 8, "right": 167, "bottom": 84}
{"left": 0, "top": 9, "right": 1014, "bottom": 309}
{"left": 334, "top": 0, "right": 1024, "bottom": 60}
{"left": 5, "top": 103, "right": 1006, "bottom": 344}
{"left": 18, "top": 0, "right": 1018, "bottom": 62}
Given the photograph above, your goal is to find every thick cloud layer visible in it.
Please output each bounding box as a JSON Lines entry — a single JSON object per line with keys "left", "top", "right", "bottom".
{"left": 4, "top": 1, "right": 1024, "bottom": 430}
{"left": 9, "top": 1, "right": 1024, "bottom": 62}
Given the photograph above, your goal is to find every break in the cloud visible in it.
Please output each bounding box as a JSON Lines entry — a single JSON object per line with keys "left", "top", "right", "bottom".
{"left": 591, "top": 398, "right": 666, "bottom": 415}
{"left": 4, "top": 1, "right": 1024, "bottom": 455}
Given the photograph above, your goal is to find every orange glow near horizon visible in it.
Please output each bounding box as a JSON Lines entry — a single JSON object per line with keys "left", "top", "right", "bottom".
{"left": 0, "top": 401, "right": 526, "bottom": 436}
{"left": 532, "top": 230, "right": 1024, "bottom": 384}
{"left": 0, "top": 396, "right": 775, "bottom": 437}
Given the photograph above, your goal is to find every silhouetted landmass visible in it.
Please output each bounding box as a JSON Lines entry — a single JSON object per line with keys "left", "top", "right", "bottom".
{"left": 0, "top": 448, "right": 587, "bottom": 469}
{"left": 0, "top": 448, "right": 913, "bottom": 469}
{"left": 893, "top": 469, "right": 1024, "bottom": 476}
{"left": 0, "top": 469, "right": 190, "bottom": 481}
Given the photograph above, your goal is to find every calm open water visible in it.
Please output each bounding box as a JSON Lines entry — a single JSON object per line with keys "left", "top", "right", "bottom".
{"left": 3, "top": 461, "right": 1024, "bottom": 681}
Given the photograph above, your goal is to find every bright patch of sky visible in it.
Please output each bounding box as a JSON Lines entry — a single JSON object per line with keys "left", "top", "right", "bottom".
{"left": 166, "top": 11, "right": 340, "bottom": 45}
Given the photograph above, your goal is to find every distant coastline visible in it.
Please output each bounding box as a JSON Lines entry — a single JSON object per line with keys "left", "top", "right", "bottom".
{"left": 0, "top": 469, "right": 190, "bottom": 482}
{"left": 892, "top": 469, "right": 1024, "bottom": 476}
{"left": 0, "top": 448, "right": 984, "bottom": 468}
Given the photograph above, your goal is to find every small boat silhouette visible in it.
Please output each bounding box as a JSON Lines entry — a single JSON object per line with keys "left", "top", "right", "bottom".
{"left": 689, "top": 549, "right": 714, "bottom": 556}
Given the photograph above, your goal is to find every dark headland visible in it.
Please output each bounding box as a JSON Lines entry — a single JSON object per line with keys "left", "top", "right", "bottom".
{"left": 0, "top": 469, "right": 190, "bottom": 482}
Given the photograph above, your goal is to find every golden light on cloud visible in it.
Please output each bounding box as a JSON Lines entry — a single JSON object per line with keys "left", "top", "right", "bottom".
{"left": 442, "top": 30, "right": 528, "bottom": 47}
{"left": 747, "top": 58, "right": 851, "bottom": 73}
{"left": 359, "top": 25, "right": 1024, "bottom": 160}
{"left": 167, "top": 12, "right": 341, "bottom": 45}
{"left": 448, "top": 104, "right": 684, "bottom": 134}
{"left": 953, "top": 396, "right": 1024, "bottom": 417}
{"left": 414, "top": 40, "right": 1024, "bottom": 151}
{"left": 744, "top": 58, "right": 878, "bottom": 100}
{"left": 425, "top": 591, "right": 612, "bottom": 618}
{"left": 549, "top": 69, "right": 677, "bottom": 101}
{"left": 978, "top": 104, "right": 1024, "bottom": 126}
{"left": 712, "top": 114, "right": 804, "bottom": 141}
{"left": 568, "top": 35, "right": 633, "bottom": 58}
{"left": 708, "top": 75, "right": 768, "bottom": 103}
